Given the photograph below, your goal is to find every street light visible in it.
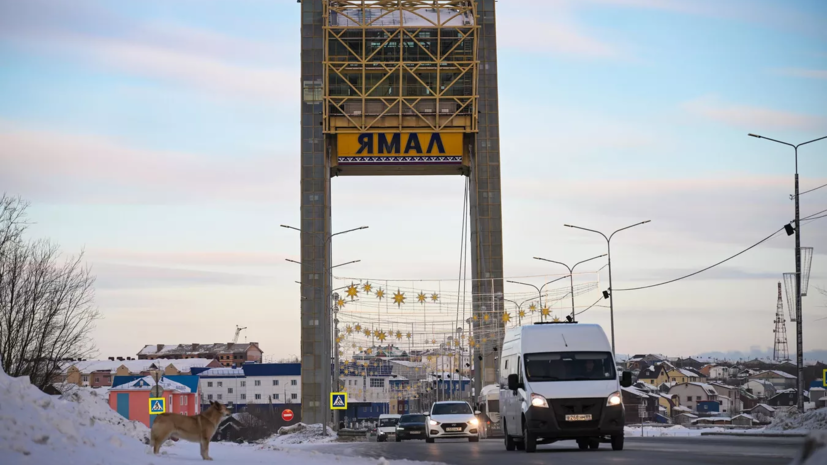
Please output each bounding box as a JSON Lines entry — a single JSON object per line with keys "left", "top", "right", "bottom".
{"left": 502, "top": 296, "right": 537, "bottom": 325}
{"left": 533, "top": 254, "right": 607, "bottom": 320}
{"left": 282, "top": 224, "right": 369, "bottom": 433}
{"left": 748, "top": 133, "right": 827, "bottom": 413}
{"left": 564, "top": 221, "right": 650, "bottom": 355}
{"left": 507, "top": 276, "right": 569, "bottom": 321}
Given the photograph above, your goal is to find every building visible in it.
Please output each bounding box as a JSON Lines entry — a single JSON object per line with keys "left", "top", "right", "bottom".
{"left": 637, "top": 364, "right": 669, "bottom": 386}
{"left": 748, "top": 370, "right": 797, "bottom": 390}
{"left": 137, "top": 343, "right": 263, "bottom": 366}
{"left": 748, "top": 403, "right": 777, "bottom": 424}
{"left": 743, "top": 379, "right": 778, "bottom": 399}
{"left": 674, "top": 412, "right": 698, "bottom": 426}
{"left": 59, "top": 358, "right": 220, "bottom": 388}
{"left": 194, "top": 363, "right": 301, "bottom": 411}
{"left": 621, "top": 386, "right": 656, "bottom": 424}
{"left": 668, "top": 382, "right": 719, "bottom": 412}
{"left": 768, "top": 389, "right": 808, "bottom": 408}
{"left": 108, "top": 375, "right": 200, "bottom": 427}
{"left": 710, "top": 382, "right": 742, "bottom": 414}
{"left": 732, "top": 414, "right": 756, "bottom": 427}
{"left": 705, "top": 365, "right": 731, "bottom": 380}
{"left": 666, "top": 368, "right": 707, "bottom": 384}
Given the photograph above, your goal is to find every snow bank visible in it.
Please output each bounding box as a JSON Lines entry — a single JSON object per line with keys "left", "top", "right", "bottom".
{"left": 58, "top": 384, "right": 149, "bottom": 442}
{"left": 266, "top": 423, "right": 338, "bottom": 445}
{"left": 766, "top": 408, "right": 827, "bottom": 433}
{"left": 624, "top": 425, "right": 714, "bottom": 437}
{"left": 789, "top": 432, "right": 827, "bottom": 465}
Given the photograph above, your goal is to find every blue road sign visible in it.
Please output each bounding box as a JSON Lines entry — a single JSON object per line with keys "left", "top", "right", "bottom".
{"left": 331, "top": 392, "right": 347, "bottom": 410}
{"left": 149, "top": 397, "right": 166, "bottom": 415}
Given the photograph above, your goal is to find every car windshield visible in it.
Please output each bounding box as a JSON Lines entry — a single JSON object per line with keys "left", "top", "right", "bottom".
{"left": 524, "top": 351, "right": 616, "bottom": 382}
{"left": 399, "top": 414, "right": 426, "bottom": 423}
{"left": 431, "top": 403, "right": 472, "bottom": 415}
{"left": 379, "top": 418, "right": 399, "bottom": 427}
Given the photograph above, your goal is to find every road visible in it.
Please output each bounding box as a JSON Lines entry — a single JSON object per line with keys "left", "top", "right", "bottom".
{"left": 301, "top": 436, "right": 803, "bottom": 465}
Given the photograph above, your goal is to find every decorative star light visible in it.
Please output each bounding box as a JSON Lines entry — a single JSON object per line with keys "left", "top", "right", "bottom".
{"left": 541, "top": 306, "right": 550, "bottom": 317}
{"left": 395, "top": 331, "right": 403, "bottom": 340}
{"left": 518, "top": 310, "right": 526, "bottom": 318}
{"left": 426, "top": 355, "right": 433, "bottom": 361}
{"left": 362, "top": 282, "right": 372, "bottom": 294}
{"left": 529, "top": 303, "right": 537, "bottom": 313}
{"left": 358, "top": 346, "right": 363, "bottom": 352}
{"left": 502, "top": 312, "right": 511, "bottom": 324}
{"left": 366, "top": 348, "right": 372, "bottom": 355}
{"left": 346, "top": 283, "right": 359, "bottom": 300}
{"left": 483, "top": 314, "right": 490, "bottom": 322}
{"left": 364, "top": 328, "right": 372, "bottom": 337}
{"left": 473, "top": 315, "right": 478, "bottom": 321}
{"left": 373, "top": 329, "right": 382, "bottom": 338}
{"left": 377, "top": 331, "right": 387, "bottom": 342}
{"left": 453, "top": 339, "right": 459, "bottom": 347}
{"left": 431, "top": 339, "right": 437, "bottom": 344}
{"left": 345, "top": 325, "right": 353, "bottom": 335}
{"left": 393, "top": 289, "right": 406, "bottom": 307}
{"left": 337, "top": 298, "right": 346, "bottom": 308}
{"left": 469, "top": 338, "right": 476, "bottom": 348}
{"left": 406, "top": 332, "right": 412, "bottom": 340}
{"left": 552, "top": 315, "right": 561, "bottom": 322}
{"left": 375, "top": 288, "right": 385, "bottom": 300}
{"left": 351, "top": 343, "right": 356, "bottom": 348}
{"left": 431, "top": 293, "right": 439, "bottom": 302}
{"left": 417, "top": 292, "right": 427, "bottom": 304}
{"left": 354, "top": 324, "right": 362, "bottom": 332}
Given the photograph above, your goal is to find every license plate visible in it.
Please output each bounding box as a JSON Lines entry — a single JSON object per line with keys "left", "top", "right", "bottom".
{"left": 446, "top": 427, "right": 462, "bottom": 432}
{"left": 410, "top": 431, "right": 421, "bottom": 435}
{"left": 565, "top": 414, "right": 592, "bottom": 421}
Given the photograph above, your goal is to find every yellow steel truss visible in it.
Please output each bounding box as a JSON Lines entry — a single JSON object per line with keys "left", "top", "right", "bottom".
{"left": 323, "top": 0, "right": 479, "bottom": 134}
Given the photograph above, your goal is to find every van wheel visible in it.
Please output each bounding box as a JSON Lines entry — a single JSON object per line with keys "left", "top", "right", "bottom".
{"left": 516, "top": 440, "right": 525, "bottom": 451}
{"left": 503, "top": 420, "right": 516, "bottom": 451}
{"left": 588, "top": 438, "right": 600, "bottom": 450}
{"left": 426, "top": 437, "right": 434, "bottom": 444}
{"left": 611, "top": 434, "right": 624, "bottom": 451}
{"left": 577, "top": 439, "right": 588, "bottom": 450}
{"left": 523, "top": 422, "right": 536, "bottom": 453}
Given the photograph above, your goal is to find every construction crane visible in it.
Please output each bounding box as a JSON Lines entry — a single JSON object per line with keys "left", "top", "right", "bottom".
{"left": 233, "top": 325, "right": 247, "bottom": 344}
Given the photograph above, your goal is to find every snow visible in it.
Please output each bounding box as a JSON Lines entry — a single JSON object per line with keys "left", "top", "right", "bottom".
{"left": 112, "top": 375, "right": 191, "bottom": 392}
{"left": 0, "top": 365, "right": 436, "bottom": 465}
{"left": 765, "top": 408, "right": 827, "bottom": 433}
{"left": 624, "top": 425, "right": 714, "bottom": 437}
{"left": 63, "top": 358, "right": 215, "bottom": 375}
{"left": 264, "top": 423, "right": 338, "bottom": 446}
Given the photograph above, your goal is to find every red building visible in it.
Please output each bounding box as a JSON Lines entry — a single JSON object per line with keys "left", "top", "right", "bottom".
{"left": 108, "top": 375, "right": 200, "bottom": 427}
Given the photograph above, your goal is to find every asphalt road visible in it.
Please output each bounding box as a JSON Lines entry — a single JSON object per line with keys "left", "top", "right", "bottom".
{"left": 303, "top": 436, "right": 804, "bottom": 465}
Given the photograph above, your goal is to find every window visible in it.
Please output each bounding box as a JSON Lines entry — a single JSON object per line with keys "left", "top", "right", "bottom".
{"left": 217, "top": 394, "right": 222, "bottom": 400}
{"left": 431, "top": 403, "right": 472, "bottom": 415}
{"left": 273, "top": 380, "right": 279, "bottom": 386}
{"left": 524, "top": 352, "right": 616, "bottom": 382}
{"left": 208, "top": 394, "right": 214, "bottom": 400}
{"left": 274, "top": 394, "right": 280, "bottom": 400}
{"left": 291, "top": 380, "right": 297, "bottom": 386}
{"left": 181, "top": 397, "right": 184, "bottom": 405}
{"left": 217, "top": 382, "right": 223, "bottom": 387}
{"left": 255, "top": 394, "right": 262, "bottom": 400}
{"left": 241, "top": 394, "right": 246, "bottom": 400}
{"left": 228, "top": 388, "right": 233, "bottom": 394}
{"left": 255, "top": 380, "right": 261, "bottom": 386}
{"left": 82, "top": 376, "right": 89, "bottom": 383}
{"left": 370, "top": 378, "right": 385, "bottom": 388}
{"left": 696, "top": 396, "right": 702, "bottom": 401}
{"left": 95, "top": 377, "right": 100, "bottom": 383}
{"left": 207, "top": 382, "right": 213, "bottom": 387}
{"left": 291, "top": 393, "right": 298, "bottom": 400}
{"left": 240, "top": 381, "right": 246, "bottom": 387}
{"left": 184, "top": 397, "right": 187, "bottom": 405}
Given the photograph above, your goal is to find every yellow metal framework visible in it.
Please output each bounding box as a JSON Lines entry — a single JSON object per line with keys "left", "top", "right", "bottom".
{"left": 323, "top": 0, "right": 478, "bottom": 134}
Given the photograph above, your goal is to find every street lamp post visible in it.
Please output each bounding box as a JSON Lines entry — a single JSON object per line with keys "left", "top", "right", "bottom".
{"left": 564, "top": 221, "right": 650, "bottom": 355}
{"left": 748, "top": 133, "right": 827, "bottom": 412}
{"left": 507, "top": 276, "right": 569, "bottom": 321}
{"left": 502, "top": 297, "right": 539, "bottom": 325}
{"left": 533, "top": 254, "right": 607, "bottom": 320}
{"left": 281, "top": 224, "right": 368, "bottom": 433}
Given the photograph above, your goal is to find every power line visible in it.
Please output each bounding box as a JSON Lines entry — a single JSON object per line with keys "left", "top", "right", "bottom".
{"left": 615, "top": 227, "right": 785, "bottom": 292}
{"left": 802, "top": 207, "right": 827, "bottom": 220}
{"left": 792, "top": 181, "right": 827, "bottom": 199}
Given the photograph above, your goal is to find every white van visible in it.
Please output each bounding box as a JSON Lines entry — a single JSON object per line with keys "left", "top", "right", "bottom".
{"left": 498, "top": 323, "right": 632, "bottom": 453}
{"left": 376, "top": 414, "right": 401, "bottom": 442}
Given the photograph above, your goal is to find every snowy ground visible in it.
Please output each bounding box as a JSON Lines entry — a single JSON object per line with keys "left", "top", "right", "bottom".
{"left": 0, "top": 366, "right": 438, "bottom": 465}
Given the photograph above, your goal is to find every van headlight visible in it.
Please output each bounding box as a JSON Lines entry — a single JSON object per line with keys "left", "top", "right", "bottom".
{"left": 530, "top": 394, "right": 548, "bottom": 408}
{"left": 607, "top": 391, "right": 622, "bottom": 406}
{"left": 469, "top": 418, "right": 479, "bottom": 426}
{"left": 429, "top": 420, "right": 440, "bottom": 426}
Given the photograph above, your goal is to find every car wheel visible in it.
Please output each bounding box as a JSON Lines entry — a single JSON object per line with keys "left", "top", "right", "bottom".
{"left": 469, "top": 436, "right": 479, "bottom": 443}
{"left": 426, "top": 437, "right": 434, "bottom": 444}
{"left": 395, "top": 436, "right": 401, "bottom": 442}
{"left": 503, "top": 420, "right": 516, "bottom": 451}
{"left": 611, "top": 434, "right": 624, "bottom": 451}
{"left": 522, "top": 422, "right": 536, "bottom": 453}
{"left": 588, "top": 438, "right": 599, "bottom": 450}
{"left": 577, "top": 439, "right": 588, "bottom": 450}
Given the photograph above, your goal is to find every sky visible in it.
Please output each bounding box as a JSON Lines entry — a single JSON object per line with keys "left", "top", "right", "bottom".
{"left": 1, "top": 0, "right": 826, "bottom": 362}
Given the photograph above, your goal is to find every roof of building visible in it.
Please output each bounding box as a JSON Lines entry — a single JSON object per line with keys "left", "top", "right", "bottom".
{"left": 755, "top": 370, "right": 796, "bottom": 379}
{"left": 733, "top": 413, "right": 755, "bottom": 420}
{"left": 668, "top": 382, "right": 718, "bottom": 396}
{"left": 693, "top": 416, "right": 731, "bottom": 423}
{"left": 622, "top": 386, "right": 651, "bottom": 398}
{"left": 164, "top": 375, "right": 200, "bottom": 392}
{"left": 138, "top": 342, "right": 261, "bottom": 357}
{"left": 111, "top": 375, "right": 192, "bottom": 393}
{"left": 62, "top": 358, "right": 215, "bottom": 375}
{"left": 243, "top": 362, "right": 300, "bottom": 377}
{"left": 390, "top": 360, "right": 426, "bottom": 368}
{"left": 751, "top": 403, "right": 776, "bottom": 412}
{"left": 199, "top": 367, "right": 245, "bottom": 377}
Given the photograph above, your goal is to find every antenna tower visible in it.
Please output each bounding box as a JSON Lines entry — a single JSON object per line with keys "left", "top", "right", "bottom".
{"left": 772, "top": 282, "right": 789, "bottom": 361}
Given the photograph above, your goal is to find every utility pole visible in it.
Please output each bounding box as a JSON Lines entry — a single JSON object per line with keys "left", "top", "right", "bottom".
{"left": 533, "top": 254, "right": 607, "bottom": 320}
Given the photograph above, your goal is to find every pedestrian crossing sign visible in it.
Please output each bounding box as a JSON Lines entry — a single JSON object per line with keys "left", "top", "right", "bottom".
{"left": 149, "top": 397, "right": 166, "bottom": 415}
{"left": 331, "top": 392, "right": 347, "bottom": 410}
{"left": 823, "top": 369, "right": 826, "bottom": 387}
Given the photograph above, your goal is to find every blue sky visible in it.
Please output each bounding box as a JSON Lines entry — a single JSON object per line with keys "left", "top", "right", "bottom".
{"left": 1, "top": 0, "right": 826, "bottom": 361}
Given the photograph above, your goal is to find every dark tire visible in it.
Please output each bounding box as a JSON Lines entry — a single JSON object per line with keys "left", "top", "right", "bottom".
{"left": 611, "top": 434, "right": 624, "bottom": 451}
{"left": 469, "top": 436, "right": 479, "bottom": 443}
{"left": 503, "top": 420, "right": 516, "bottom": 451}
{"left": 426, "top": 437, "right": 434, "bottom": 444}
{"left": 588, "top": 438, "right": 599, "bottom": 450}
{"left": 577, "top": 439, "right": 588, "bottom": 450}
{"left": 523, "top": 422, "right": 536, "bottom": 453}
{"left": 395, "top": 436, "right": 402, "bottom": 442}
{"left": 516, "top": 440, "right": 525, "bottom": 451}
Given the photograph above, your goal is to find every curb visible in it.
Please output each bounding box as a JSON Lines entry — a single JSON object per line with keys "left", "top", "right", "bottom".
{"left": 700, "top": 432, "right": 807, "bottom": 438}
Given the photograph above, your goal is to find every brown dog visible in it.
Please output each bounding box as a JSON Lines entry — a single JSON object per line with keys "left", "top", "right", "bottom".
{"left": 150, "top": 401, "right": 231, "bottom": 460}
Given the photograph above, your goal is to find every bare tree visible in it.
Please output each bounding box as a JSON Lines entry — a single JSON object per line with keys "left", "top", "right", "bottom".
{"left": 0, "top": 194, "right": 100, "bottom": 390}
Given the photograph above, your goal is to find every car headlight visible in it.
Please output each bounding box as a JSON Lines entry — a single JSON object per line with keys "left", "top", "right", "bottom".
{"left": 429, "top": 420, "right": 440, "bottom": 426}
{"left": 469, "top": 418, "right": 479, "bottom": 426}
{"left": 396, "top": 427, "right": 404, "bottom": 431}
{"left": 607, "top": 391, "right": 622, "bottom": 406}
{"left": 530, "top": 394, "right": 549, "bottom": 408}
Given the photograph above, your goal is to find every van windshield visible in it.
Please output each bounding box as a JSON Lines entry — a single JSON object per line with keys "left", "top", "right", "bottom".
{"left": 379, "top": 417, "right": 399, "bottom": 427}
{"left": 524, "top": 351, "right": 615, "bottom": 382}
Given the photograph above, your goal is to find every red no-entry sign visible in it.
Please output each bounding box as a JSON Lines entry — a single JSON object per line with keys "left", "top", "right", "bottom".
{"left": 282, "top": 409, "right": 294, "bottom": 422}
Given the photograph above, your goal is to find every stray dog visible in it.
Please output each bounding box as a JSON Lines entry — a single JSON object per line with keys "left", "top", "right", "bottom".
{"left": 150, "top": 401, "right": 231, "bottom": 460}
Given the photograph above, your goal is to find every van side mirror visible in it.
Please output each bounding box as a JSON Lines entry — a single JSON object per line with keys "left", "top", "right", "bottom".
{"left": 620, "top": 371, "right": 632, "bottom": 388}
{"left": 475, "top": 410, "right": 481, "bottom": 416}
{"left": 507, "top": 374, "right": 519, "bottom": 391}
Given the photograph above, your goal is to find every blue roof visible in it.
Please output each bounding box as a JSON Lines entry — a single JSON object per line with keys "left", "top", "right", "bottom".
{"left": 112, "top": 375, "right": 143, "bottom": 389}
{"left": 166, "top": 375, "right": 200, "bottom": 392}
{"left": 242, "top": 363, "right": 301, "bottom": 377}
{"left": 191, "top": 367, "right": 211, "bottom": 376}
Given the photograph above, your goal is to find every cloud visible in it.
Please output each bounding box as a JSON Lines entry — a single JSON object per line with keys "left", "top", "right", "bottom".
{"left": 91, "top": 263, "right": 271, "bottom": 289}
{"left": 0, "top": 123, "right": 293, "bottom": 203}
{"left": 775, "top": 68, "right": 827, "bottom": 80}
{"left": 0, "top": 0, "right": 297, "bottom": 103}
{"left": 683, "top": 96, "right": 826, "bottom": 130}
